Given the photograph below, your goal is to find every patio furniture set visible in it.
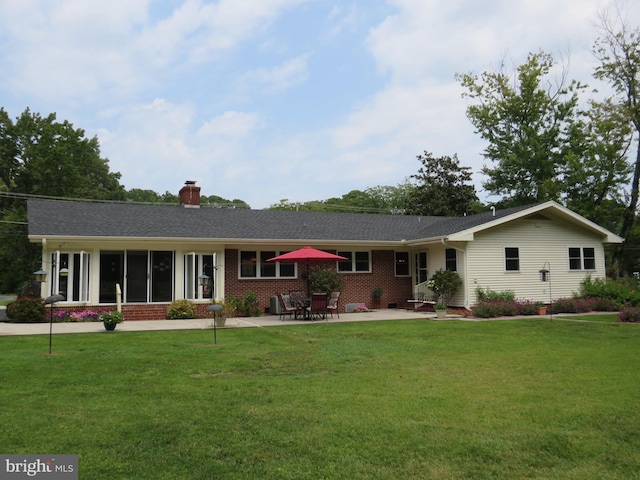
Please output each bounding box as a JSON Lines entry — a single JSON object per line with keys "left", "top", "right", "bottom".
{"left": 277, "top": 291, "right": 341, "bottom": 321}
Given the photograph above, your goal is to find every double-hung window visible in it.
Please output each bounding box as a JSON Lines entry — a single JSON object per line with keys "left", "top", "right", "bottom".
{"left": 337, "top": 251, "right": 371, "bottom": 273}
{"left": 504, "top": 247, "right": 520, "bottom": 272}
{"left": 239, "top": 250, "right": 296, "bottom": 278}
{"left": 568, "top": 247, "right": 596, "bottom": 270}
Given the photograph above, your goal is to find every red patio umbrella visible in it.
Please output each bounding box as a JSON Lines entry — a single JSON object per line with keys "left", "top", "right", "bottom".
{"left": 268, "top": 246, "right": 348, "bottom": 294}
{"left": 268, "top": 246, "right": 348, "bottom": 263}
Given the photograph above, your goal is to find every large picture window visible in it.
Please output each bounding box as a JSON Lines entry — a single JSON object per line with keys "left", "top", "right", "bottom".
{"left": 239, "top": 250, "right": 296, "bottom": 278}
{"left": 99, "top": 250, "right": 174, "bottom": 303}
{"left": 568, "top": 247, "right": 596, "bottom": 271}
{"left": 337, "top": 251, "right": 371, "bottom": 273}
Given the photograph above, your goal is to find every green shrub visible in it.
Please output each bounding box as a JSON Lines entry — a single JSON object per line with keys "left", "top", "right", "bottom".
{"left": 428, "top": 269, "right": 462, "bottom": 305}
{"left": 166, "top": 299, "right": 196, "bottom": 319}
{"left": 227, "top": 291, "right": 261, "bottom": 317}
{"left": 579, "top": 275, "right": 637, "bottom": 306}
{"left": 551, "top": 298, "right": 578, "bottom": 314}
{"left": 517, "top": 300, "right": 539, "bottom": 316}
{"left": 6, "top": 297, "right": 46, "bottom": 323}
{"left": 618, "top": 306, "right": 640, "bottom": 323}
{"left": 471, "top": 299, "right": 519, "bottom": 318}
{"left": 470, "top": 301, "right": 497, "bottom": 318}
{"left": 476, "top": 287, "right": 515, "bottom": 301}
{"left": 590, "top": 297, "right": 620, "bottom": 311}
{"left": 308, "top": 267, "right": 344, "bottom": 294}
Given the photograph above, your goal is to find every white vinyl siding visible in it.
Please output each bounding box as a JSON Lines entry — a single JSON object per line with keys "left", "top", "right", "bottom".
{"left": 466, "top": 217, "right": 607, "bottom": 306}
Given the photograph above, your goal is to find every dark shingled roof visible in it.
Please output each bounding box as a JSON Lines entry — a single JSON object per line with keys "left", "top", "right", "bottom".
{"left": 27, "top": 198, "right": 535, "bottom": 243}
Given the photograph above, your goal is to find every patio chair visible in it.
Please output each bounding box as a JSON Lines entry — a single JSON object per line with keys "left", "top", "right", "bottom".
{"left": 307, "top": 292, "right": 328, "bottom": 321}
{"left": 277, "top": 293, "right": 298, "bottom": 321}
{"left": 327, "top": 291, "right": 341, "bottom": 318}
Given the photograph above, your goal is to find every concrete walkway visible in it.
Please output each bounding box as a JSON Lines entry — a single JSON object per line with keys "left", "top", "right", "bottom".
{"left": 0, "top": 308, "right": 450, "bottom": 336}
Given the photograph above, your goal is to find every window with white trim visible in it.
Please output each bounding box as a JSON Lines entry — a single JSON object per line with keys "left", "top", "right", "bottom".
{"left": 415, "top": 251, "right": 428, "bottom": 284}
{"left": 337, "top": 251, "right": 371, "bottom": 272}
{"left": 239, "top": 250, "right": 296, "bottom": 278}
{"left": 568, "top": 247, "right": 596, "bottom": 270}
{"left": 445, "top": 248, "right": 457, "bottom": 272}
{"left": 185, "top": 253, "right": 215, "bottom": 300}
{"left": 395, "top": 252, "right": 410, "bottom": 276}
{"left": 50, "top": 251, "right": 90, "bottom": 302}
{"left": 504, "top": 247, "right": 520, "bottom": 271}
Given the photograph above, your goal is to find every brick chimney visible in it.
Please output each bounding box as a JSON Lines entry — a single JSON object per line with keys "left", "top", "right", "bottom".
{"left": 179, "top": 180, "right": 201, "bottom": 208}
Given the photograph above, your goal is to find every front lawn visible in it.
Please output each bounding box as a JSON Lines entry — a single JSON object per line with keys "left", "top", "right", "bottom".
{"left": 1, "top": 319, "right": 638, "bottom": 479}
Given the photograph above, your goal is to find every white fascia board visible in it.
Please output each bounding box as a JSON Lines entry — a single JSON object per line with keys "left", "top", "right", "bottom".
{"left": 447, "top": 201, "right": 623, "bottom": 244}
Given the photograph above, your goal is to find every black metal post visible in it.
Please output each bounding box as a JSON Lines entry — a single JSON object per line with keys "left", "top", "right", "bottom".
{"left": 44, "top": 294, "right": 65, "bottom": 354}
{"left": 206, "top": 304, "right": 223, "bottom": 344}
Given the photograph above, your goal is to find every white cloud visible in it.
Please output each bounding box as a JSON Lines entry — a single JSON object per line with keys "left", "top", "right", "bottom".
{"left": 198, "top": 111, "right": 261, "bottom": 138}
{"left": 239, "top": 54, "right": 311, "bottom": 93}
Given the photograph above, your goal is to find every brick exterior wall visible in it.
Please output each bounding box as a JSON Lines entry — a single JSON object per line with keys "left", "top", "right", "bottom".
{"left": 50, "top": 249, "right": 414, "bottom": 321}
{"left": 224, "top": 249, "right": 413, "bottom": 315}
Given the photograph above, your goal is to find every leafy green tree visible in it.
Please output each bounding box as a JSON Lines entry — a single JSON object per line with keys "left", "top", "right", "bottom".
{"left": 0, "top": 108, "right": 125, "bottom": 292}
{"left": 267, "top": 184, "right": 413, "bottom": 214}
{"left": 2, "top": 109, "right": 124, "bottom": 199}
{"left": 457, "top": 51, "right": 585, "bottom": 206}
{"left": 364, "top": 184, "right": 415, "bottom": 214}
{"left": 201, "top": 194, "right": 249, "bottom": 208}
{"left": 126, "top": 189, "right": 161, "bottom": 203}
{"left": 593, "top": 11, "right": 640, "bottom": 274}
{"left": 404, "top": 151, "right": 479, "bottom": 216}
{"left": 563, "top": 98, "right": 631, "bottom": 232}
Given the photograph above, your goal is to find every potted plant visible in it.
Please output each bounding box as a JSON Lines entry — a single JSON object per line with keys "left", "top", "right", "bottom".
{"left": 434, "top": 302, "right": 448, "bottom": 319}
{"left": 99, "top": 311, "right": 124, "bottom": 331}
{"left": 211, "top": 299, "right": 236, "bottom": 327}
{"left": 537, "top": 302, "right": 548, "bottom": 316}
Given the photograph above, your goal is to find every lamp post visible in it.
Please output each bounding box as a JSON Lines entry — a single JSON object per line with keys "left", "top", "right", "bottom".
{"left": 44, "top": 294, "right": 65, "bottom": 354}
{"left": 34, "top": 267, "right": 66, "bottom": 353}
{"left": 200, "top": 273, "right": 222, "bottom": 344}
{"left": 538, "top": 262, "right": 552, "bottom": 320}
{"left": 206, "top": 304, "right": 223, "bottom": 345}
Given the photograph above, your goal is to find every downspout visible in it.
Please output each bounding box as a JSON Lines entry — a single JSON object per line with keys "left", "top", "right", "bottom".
{"left": 441, "top": 238, "right": 469, "bottom": 309}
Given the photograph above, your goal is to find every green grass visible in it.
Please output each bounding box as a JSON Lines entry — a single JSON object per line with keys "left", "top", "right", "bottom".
{"left": 1, "top": 319, "right": 639, "bottom": 479}
{"left": 553, "top": 313, "right": 620, "bottom": 323}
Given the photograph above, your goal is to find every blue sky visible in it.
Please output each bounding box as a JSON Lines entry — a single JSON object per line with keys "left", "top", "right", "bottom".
{"left": 1, "top": 0, "right": 638, "bottom": 208}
